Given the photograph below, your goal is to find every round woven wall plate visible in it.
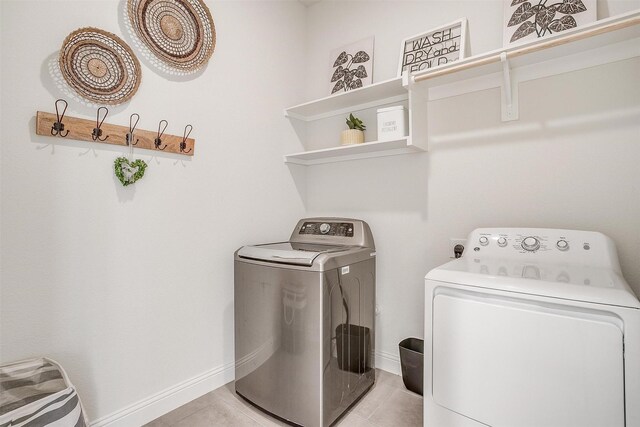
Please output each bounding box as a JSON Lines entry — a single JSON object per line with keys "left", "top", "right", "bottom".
{"left": 127, "top": 0, "right": 216, "bottom": 74}
{"left": 59, "top": 28, "right": 141, "bottom": 105}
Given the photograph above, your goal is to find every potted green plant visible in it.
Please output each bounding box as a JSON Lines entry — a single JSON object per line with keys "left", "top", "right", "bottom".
{"left": 340, "top": 113, "right": 366, "bottom": 145}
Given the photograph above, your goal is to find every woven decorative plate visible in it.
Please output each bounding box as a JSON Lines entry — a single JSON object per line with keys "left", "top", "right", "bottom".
{"left": 59, "top": 28, "right": 141, "bottom": 105}
{"left": 127, "top": 0, "right": 215, "bottom": 73}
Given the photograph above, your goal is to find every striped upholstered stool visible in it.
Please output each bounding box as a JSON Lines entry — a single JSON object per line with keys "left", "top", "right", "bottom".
{"left": 0, "top": 358, "right": 87, "bottom": 426}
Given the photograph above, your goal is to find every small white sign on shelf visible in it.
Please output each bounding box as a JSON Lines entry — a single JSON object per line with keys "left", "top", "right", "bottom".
{"left": 398, "top": 18, "right": 467, "bottom": 77}
{"left": 377, "top": 106, "right": 406, "bottom": 141}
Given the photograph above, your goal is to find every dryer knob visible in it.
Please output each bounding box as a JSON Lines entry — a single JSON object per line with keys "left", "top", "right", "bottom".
{"left": 479, "top": 236, "right": 489, "bottom": 246}
{"left": 497, "top": 237, "right": 508, "bottom": 247}
{"left": 319, "top": 223, "right": 331, "bottom": 234}
{"left": 522, "top": 236, "right": 540, "bottom": 251}
{"left": 557, "top": 240, "right": 569, "bottom": 251}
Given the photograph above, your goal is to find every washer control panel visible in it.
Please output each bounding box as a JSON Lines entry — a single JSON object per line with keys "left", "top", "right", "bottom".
{"left": 465, "top": 228, "right": 617, "bottom": 267}
{"left": 299, "top": 221, "right": 354, "bottom": 237}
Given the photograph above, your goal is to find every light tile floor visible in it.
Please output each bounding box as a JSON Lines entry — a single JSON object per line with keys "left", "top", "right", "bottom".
{"left": 145, "top": 370, "right": 422, "bottom": 427}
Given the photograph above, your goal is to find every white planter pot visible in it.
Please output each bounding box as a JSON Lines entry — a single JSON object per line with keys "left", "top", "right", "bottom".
{"left": 340, "top": 129, "right": 364, "bottom": 145}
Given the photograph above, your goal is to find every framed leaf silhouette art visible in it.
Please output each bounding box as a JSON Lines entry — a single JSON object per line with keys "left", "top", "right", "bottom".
{"left": 329, "top": 37, "right": 374, "bottom": 95}
{"left": 503, "top": 0, "right": 596, "bottom": 46}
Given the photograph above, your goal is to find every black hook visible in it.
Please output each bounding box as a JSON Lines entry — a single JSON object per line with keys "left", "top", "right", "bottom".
{"left": 126, "top": 113, "right": 140, "bottom": 146}
{"left": 51, "top": 99, "right": 69, "bottom": 137}
{"left": 92, "top": 107, "right": 109, "bottom": 141}
{"left": 180, "top": 124, "right": 193, "bottom": 153}
{"left": 154, "top": 120, "right": 168, "bottom": 150}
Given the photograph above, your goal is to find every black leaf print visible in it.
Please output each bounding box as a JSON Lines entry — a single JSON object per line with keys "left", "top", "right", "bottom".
{"left": 508, "top": 2, "right": 535, "bottom": 27}
{"left": 331, "top": 66, "right": 345, "bottom": 82}
{"left": 511, "top": 21, "right": 536, "bottom": 42}
{"left": 329, "top": 45, "right": 371, "bottom": 93}
{"left": 344, "top": 70, "right": 354, "bottom": 84}
{"left": 333, "top": 51, "right": 348, "bottom": 67}
{"left": 354, "top": 65, "right": 367, "bottom": 78}
{"left": 535, "top": 6, "right": 556, "bottom": 30}
{"left": 352, "top": 51, "right": 370, "bottom": 64}
{"left": 332, "top": 80, "right": 345, "bottom": 94}
{"left": 557, "top": 0, "right": 587, "bottom": 14}
{"left": 548, "top": 15, "right": 577, "bottom": 32}
{"left": 508, "top": 0, "right": 589, "bottom": 42}
{"left": 349, "top": 79, "right": 363, "bottom": 90}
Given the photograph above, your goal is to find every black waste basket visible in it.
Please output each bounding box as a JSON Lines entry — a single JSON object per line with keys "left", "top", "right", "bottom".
{"left": 399, "top": 337, "right": 424, "bottom": 395}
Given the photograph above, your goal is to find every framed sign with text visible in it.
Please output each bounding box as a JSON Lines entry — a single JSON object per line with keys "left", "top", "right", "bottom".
{"left": 398, "top": 19, "right": 467, "bottom": 77}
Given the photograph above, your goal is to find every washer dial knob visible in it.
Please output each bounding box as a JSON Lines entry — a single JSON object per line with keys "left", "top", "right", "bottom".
{"left": 556, "top": 240, "right": 569, "bottom": 251}
{"left": 319, "top": 223, "right": 331, "bottom": 234}
{"left": 479, "top": 236, "right": 489, "bottom": 246}
{"left": 521, "top": 236, "right": 540, "bottom": 252}
{"left": 497, "top": 237, "right": 508, "bottom": 247}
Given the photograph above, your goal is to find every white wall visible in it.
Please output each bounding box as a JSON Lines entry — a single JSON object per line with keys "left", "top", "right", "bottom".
{"left": 2, "top": 0, "right": 639, "bottom": 423}
{"left": 302, "top": 0, "right": 640, "bottom": 371}
{"left": 0, "top": 0, "right": 306, "bottom": 423}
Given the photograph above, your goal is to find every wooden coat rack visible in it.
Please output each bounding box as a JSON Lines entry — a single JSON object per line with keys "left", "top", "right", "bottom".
{"left": 35, "top": 110, "right": 195, "bottom": 156}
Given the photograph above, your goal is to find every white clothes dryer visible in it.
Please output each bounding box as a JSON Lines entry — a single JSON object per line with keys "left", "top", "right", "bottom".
{"left": 424, "top": 228, "right": 639, "bottom": 427}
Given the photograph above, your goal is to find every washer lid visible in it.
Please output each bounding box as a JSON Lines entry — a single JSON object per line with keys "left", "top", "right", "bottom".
{"left": 237, "top": 242, "right": 349, "bottom": 266}
{"left": 426, "top": 257, "right": 640, "bottom": 309}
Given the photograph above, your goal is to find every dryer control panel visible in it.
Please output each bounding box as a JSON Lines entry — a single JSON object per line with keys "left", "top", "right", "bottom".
{"left": 466, "top": 228, "right": 620, "bottom": 269}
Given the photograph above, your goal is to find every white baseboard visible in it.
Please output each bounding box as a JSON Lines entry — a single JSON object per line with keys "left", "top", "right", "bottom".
{"left": 90, "top": 350, "right": 401, "bottom": 426}
{"left": 376, "top": 350, "right": 401, "bottom": 376}
{"left": 90, "top": 362, "right": 235, "bottom": 427}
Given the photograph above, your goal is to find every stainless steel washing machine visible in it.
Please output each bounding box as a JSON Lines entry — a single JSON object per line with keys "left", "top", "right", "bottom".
{"left": 234, "top": 218, "right": 376, "bottom": 427}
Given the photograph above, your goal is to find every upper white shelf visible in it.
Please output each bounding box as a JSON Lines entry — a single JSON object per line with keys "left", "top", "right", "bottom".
{"left": 282, "top": 10, "right": 639, "bottom": 165}
{"left": 409, "top": 10, "right": 640, "bottom": 88}
{"left": 284, "top": 76, "right": 407, "bottom": 121}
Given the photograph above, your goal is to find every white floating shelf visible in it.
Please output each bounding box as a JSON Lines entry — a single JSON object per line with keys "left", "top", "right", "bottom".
{"left": 409, "top": 10, "right": 640, "bottom": 121}
{"left": 284, "top": 77, "right": 407, "bottom": 121}
{"left": 284, "top": 137, "right": 423, "bottom": 165}
{"left": 283, "top": 10, "right": 640, "bottom": 165}
{"left": 410, "top": 9, "right": 640, "bottom": 88}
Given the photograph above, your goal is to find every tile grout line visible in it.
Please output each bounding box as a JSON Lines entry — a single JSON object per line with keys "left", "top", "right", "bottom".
{"left": 169, "top": 403, "right": 211, "bottom": 426}
{"left": 162, "top": 395, "right": 220, "bottom": 427}
{"left": 365, "top": 386, "right": 397, "bottom": 421}
{"left": 219, "top": 399, "right": 267, "bottom": 427}
{"left": 220, "top": 392, "right": 280, "bottom": 427}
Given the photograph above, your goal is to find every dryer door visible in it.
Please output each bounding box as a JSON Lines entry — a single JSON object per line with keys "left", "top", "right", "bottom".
{"left": 431, "top": 288, "right": 625, "bottom": 427}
